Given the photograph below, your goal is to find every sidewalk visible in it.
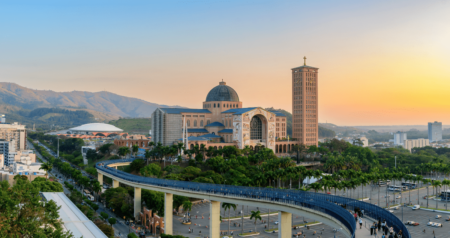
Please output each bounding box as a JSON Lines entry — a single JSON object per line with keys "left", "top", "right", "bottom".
{"left": 356, "top": 217, "right": 377, "bottom": 238}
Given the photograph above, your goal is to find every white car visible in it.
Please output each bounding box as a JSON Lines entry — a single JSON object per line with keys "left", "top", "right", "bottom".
{"left": 274, "top": 221, "right": 279, "bottom": 225}
{"left": 412, "top": 205, "right": 420, "bottom": 210}
{"left": 396, "top": 195, "right": 401, "bottom": 199}
{"left": 436, "top": 215, "right": 442, "bottom": 219}
{"left": 433, "top": 223, "right": 443, "bottom": 227}
{"left": 427, "top": 222, "right": 435, "bottom": 226}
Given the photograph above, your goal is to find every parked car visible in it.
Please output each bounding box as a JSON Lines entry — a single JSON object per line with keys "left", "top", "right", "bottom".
{"left": 405, "top": 221, "right": 419, "bottom": 226}
{"left": 274, "top": 221, "right": 279, "bottom": 225}
{"left": 436, "top": 215, "right": 442, "bottom": 219}
{"left": 412, "top": 205, "right": 420, "bottom": 210}
{"left": 396, "top": 195, "right": 401, "bottom": 199}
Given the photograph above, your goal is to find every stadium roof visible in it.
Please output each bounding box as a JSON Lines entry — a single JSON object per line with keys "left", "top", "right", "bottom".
{"left": 69, "top": 123, "right": 123, "bottom": 132}
{"left": 40, "top": 192, "right": 108, "bottom": 238}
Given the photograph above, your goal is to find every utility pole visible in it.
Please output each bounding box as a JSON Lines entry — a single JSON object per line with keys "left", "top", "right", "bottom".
{"left": 395, "top": 156, "right": 396, "bottom": 169}
{"left": 57, "top": 138, "right": 60, "bottom": 158}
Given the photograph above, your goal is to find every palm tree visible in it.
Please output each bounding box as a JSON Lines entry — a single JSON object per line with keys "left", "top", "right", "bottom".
{"left": 432, "top": 180, "right": 442, "bottom": 210}
{"left": 423, "top": 178, "right": 432, "bottom": 208}
{"left": 92, "top": 180, "right": 102, "bottom": 202}
{"left": 222, "top": 203, "right": 237, "bottom": 235}
{"left": 40, "top": 162, "right": 53, "bottom": 180}
{"left": 416, "top": 175, "right": 423, "bottom": 205}
{"left": 442, "top": 179, "right": 450, "bottom": 210}
{"left": 249, "top": 210, "right": 262, "bottom": 233}
{"left": 182, "top": 200, "right": 193, "bottom": 220}
{"left": 132, "top": 144, "right": 139, "bottom": 156}
{"left": 309, "top": 182, "right": 322, "bottom": 193}
{"left": 118, "top": 146, "right": 131, "bottom": 159}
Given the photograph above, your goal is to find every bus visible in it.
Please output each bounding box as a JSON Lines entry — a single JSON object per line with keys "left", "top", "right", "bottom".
{"left": 87, "top": 194, "right": 95, "bottom": 201}
{"left": 401, "top": 182, "right": 417, "bottom": 189}
{"left": 388, "top": 185, "right": 402, "bottom": 192}
{"left": 83, "top": 190, "right": 91, "bottom": 196}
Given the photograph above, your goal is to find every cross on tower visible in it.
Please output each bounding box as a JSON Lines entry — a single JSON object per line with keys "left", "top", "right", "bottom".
{"left": 303, "top": 56, "right": 307, "bottom": 66}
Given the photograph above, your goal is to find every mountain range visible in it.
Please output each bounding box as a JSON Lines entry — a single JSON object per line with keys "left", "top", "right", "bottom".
{"left": 0, "top": 82, "right": 180, "bottom": 119}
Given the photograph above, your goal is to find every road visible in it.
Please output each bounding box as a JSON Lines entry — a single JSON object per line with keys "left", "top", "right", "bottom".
{"left": 29, "top": 142, "right": 134, "bottom": 237}
{"left": 32, "top": 142, "right": 450, "bottom": 237}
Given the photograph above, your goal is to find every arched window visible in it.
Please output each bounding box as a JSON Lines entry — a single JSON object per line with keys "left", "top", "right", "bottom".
{"left": 225, "top": 120, "right": 228, "bottom": 127}
{"left": 187, "top": 120, "right": 190, "bottom": 127}
{"left": 194, "top": 120, "right": 197, "bottom": 127}
{"left": 200, "top": 120, "right": 204, "bottom": 127}
{"left": 212, "top": 132, "right": 215, "bottom": 135}
{"left": 250, "top": 116, "right": 262, "bottom": 140}
{"left": 207, "top": 120, "right": 210, "bottom": 125}
{"left": 214, "top": 103, "right": 216, "bottom": 108}
{"left": 229, "top": 120, "right": 232, "bottom": 127}
{"left": 226, "top": 135, "right": 228, "bottom": 142}
{"left": 222, "top": 119, "right": 225, "bottom": 125}
{"left": 218, "top": 103, "right": 220, "bottom": 108}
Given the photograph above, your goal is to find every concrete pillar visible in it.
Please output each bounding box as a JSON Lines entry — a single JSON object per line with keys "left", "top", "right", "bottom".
{"left": 164, "top": 193, "right": 173, "bottom": 235}
{"left": 278, "top": 211, "right": 292, "bottom": 238}
{"left": 97, "top": 173, "right": 103, "bottom": 186}
{"left": 134, "top": 187, "right": 141, "bottom": 220}
{"left": 210, "top": 201, "right": 220, "bottom": 238}
{"left": 112, "top": 179, "right": 119, "bottom": 188}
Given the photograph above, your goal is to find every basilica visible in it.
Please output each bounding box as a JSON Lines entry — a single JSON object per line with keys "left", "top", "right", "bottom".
{"left": 151, "top": 81, "right": 296, "bottom": 153}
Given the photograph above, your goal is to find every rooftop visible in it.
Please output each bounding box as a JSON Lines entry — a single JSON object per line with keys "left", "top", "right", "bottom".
{"left": 205, "top": 122, "right": 225, "bottom": 127}
{"left": 159, "top": 108, "right": 211, "bottom": 114}
{"left": 222, "top": 107, "right": 258, "bottom": 115}
{"left": 205, "top": 81, "right": 240, "bottom": 102}
{"left": 40, "top": 192, "right": 108, "bottom": 238}
{"left": 69, "top": 123, "right": 123, "bottom": 132}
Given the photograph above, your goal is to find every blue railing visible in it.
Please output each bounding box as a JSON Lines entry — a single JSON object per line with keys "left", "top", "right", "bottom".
{"left": 96, "top": 159, "right": 411, "bottom": 238}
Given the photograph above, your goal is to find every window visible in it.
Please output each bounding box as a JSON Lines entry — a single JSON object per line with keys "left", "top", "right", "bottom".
{"left": 225, "top": 120, "right": 228, "bottom": 127}
{"left": 250, "top": 116, "right": 262, "bottom": 140}
{"left": 207, "top": 120, "right": 210, "bottom": 125}
{"left": 218, "top": 103, "right": 220, "bottom": 108}
{"left": 222, "top": 119, "right": 225, "bottom": 125}
{"left": 229, "top": 119, "right": 232, "bottom": 127}
{"left": 187, "top": 120, "right": 190, "bottom": 127}
{"left": 200, "top": 120, "right": 204, "bottom": 127}
{"left": 194, "top": 120, "right": 197, "bottom": 127}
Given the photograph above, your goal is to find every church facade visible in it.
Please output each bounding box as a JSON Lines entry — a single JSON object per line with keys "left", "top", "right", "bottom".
{"left": 151, "top": 81, "right": 290, "bottom": 152}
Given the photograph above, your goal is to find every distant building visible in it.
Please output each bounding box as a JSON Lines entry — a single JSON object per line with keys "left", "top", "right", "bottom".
{"left": 0, "top": 119, "right": 27, "bottom": 152}
{"left": 393, "top": 131, "right": 407, "bottom": 146}
{"left": 81, "top": 145, "right": 96, "bottom": 165}
{"left": 343, "top": 137, "right": 369, "bottom": 147}
{"left": 428, "top": 121, "right": 442, "bottom": 142}
{"left": 404, "top": 138, "right": 429, "bottom": 152}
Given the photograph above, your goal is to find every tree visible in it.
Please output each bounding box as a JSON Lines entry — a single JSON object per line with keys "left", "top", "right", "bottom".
{"left": 432, "top": 180, "right": 442, "bottom": 210}
{"left": 222, "top": 203, "right": 237, "bottom": 235}
{"left": 182, "top": 200, "right": 192, "bottom": 218}
{"left": 132, "top": 144, "right": 139, "bottom": 156}
{"left": 140, "top": 163, "right": 162, "bottom": 178}
{"left": 40, "top": 162, "right": 53, "bottom": 180}
{"left": 128, "top": 233, "right": 139, "bottom": 238}
{"left": 118, "top": 146, "right": 131, "bottom": 158}
{"left": 423, "top": 178, "right": 432, "bottom": 208}
{"left": 0, "top": 179, "right": 73, "bottom": 237}
{"left": 108, "top": 217, "right": 117, "bottom": 227}
{"left": 249, "top": 210, "right": 262, "bottom": 233}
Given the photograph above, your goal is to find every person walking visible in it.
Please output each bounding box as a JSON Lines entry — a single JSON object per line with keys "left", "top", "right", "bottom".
{"left": 354, "top": 212, "right": 357, "bottom": 222}
{"left": 361, "top": 209, "right": 364, "bottom": 218}
{"left": 359, "top": 218, "right": 363, "bottom": 229}
{"left": 378, "top": 220, "right": 381, "bottom": 231}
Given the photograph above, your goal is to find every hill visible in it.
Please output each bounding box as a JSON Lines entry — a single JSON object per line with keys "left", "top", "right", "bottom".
{"left": 0, "top": 82, "right": 181, "bottom": 118}
{"left": 108, "top": 118, "right": 152, "bottom": 134}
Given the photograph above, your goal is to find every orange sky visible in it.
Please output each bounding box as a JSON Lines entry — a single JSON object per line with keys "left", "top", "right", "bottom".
{"left": 1, "top": 0, "right": 450, "bottom": 125}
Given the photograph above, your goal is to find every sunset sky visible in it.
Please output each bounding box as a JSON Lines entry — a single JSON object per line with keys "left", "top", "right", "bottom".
{"left": 1, "top": 0, "right": 450, "bottom": 126}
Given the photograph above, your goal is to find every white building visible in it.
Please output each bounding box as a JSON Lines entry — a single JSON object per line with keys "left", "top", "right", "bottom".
{"left": 428, "top": 121, "right": 442, "bottom": 142}
{"left": 404, "top": 138, "right": 429, "bottom": 152}
{"left": 68, "top": 123, "right": 123, "bottom": 135}
{"left": 393, "top": 131, "right": 407, "bottom": 146}
{"left": 0, "top": 119, "right": 27, "bottom": 151}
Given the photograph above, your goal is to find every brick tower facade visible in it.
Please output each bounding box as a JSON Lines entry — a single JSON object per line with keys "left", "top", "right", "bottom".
{"left": 292, "top": 57, "right": 318, "bottom": 146}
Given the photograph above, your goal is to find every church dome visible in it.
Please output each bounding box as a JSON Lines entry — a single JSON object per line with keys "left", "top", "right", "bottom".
{"left": 205, "top": 81, "right": 239, "bottom": 102}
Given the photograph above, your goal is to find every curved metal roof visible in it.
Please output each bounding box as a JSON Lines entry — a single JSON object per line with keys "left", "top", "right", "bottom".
{"left": 69, "top": 123, "right": 123, "bottom": 132}
{"left": 205, "top": 82, "right": 239, "bottom": 102}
